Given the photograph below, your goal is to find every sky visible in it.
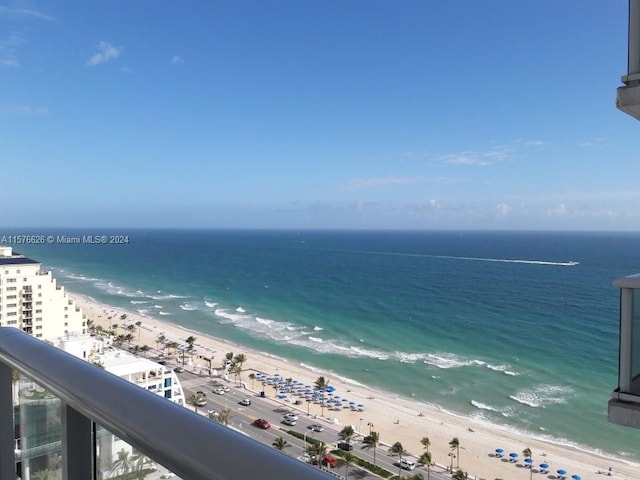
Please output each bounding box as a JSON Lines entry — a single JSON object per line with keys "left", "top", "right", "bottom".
{"left": 1, "top": 1, "right": 639, "bottom": 230}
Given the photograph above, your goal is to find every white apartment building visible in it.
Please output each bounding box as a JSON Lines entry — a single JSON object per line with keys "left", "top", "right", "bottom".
{"left": 0, "top": 246, "right": 86, "bottom": 338}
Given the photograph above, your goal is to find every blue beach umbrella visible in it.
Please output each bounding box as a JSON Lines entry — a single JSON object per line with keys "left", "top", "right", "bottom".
{"left": 539, "top": 463, "right": 549, "bottom": 473}
{"left": 495, "top": 448, "right": 504, "bottom": 457}
{"left": 557, "top": 469, "right": 567, "bottom": 479}
{"left": 509, "top": 452, "right": 518, "bottom": 461}
{"left": 524, "top": 458, "right": 533, "bottom": 468}
{"left": 571, "top": 476, "right": 581, "bottom": 480}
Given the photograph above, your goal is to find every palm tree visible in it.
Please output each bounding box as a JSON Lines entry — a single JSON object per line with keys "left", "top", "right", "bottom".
{"left": 248, "top": 372, "right": 256, "bottom": 389}
{"left": 272, "top": 436, "right": 290, "bottom": 451}
{"left": 188, "top": 392, "right": 206, "bottom": 413}
{"left": 135, "top": 320, "right": 142, "bottom": 340}
{"left": 304, "top": 441, "right": 329, "bottom": 467}
{"left": 186, "top": 335, "right": 197, "bottom": 351}
{"left": 523, "top": 447, "right": 533, "bottom": 480}
{"left": 214, "top": 407, "right": 231, "bottom": 425}
{"left": 157, "top": 334, "right": 166, "bottom": 351}
{"left": 452, "top": 469, "right": 468, "bottom": 480}
{"left": 361, "top": 430, "right": 380, "bottom": 465}
{"left": 140, "top": 345, "right": 150, "bottom": 357}
{"left": 314, "top": 376, "right": 330, "bottom": 417}
{"left": 421, "top": 436, "right": 431, "bottom": 453}
{"left": 130, "top": 452, "right": 152, "bottom": 479}
{"left": 338, "top": 425, "right": 355, "bottom": 443}
{"left": 233, "top": 353, "right": 247, "bottom": 379}
{"left": 120, "top": 313, "right": 127, "bottom": 324}
{"left": 419, "top": 451, "right": 432, "bottom": 480}
{"left": 229, "top": 363, "right": 242, "bottom": 385}
{"left": 389, "top": 441, "right": 406, "bottom": 478}
{"left": 449, "top": 437, "right": 460, "bottom": 468}
{"left": 341, "top": 452, "right": 356, "bottom": 478}
{"left": 112, "top": 448, "right": 132, "bottom": 477}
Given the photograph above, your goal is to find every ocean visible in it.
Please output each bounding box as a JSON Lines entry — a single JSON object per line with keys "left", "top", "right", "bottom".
{"left": 8, "top": 229, "right": 640, "bottom": 461}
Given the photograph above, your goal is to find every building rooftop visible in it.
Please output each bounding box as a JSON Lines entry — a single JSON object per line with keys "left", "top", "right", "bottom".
{"left": 0, "top": 246, "right": 40, "bottom": 266}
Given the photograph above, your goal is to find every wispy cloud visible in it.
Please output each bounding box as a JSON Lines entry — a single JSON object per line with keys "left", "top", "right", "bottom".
{"left": 0, "top": 103, "right": 49, "bottom": 116}
{"left": 0, "top": 5, "right": 55, "bottom": 21}
{"left": 438, "top": 145, "right": 512, "bottom": 166}
{"left": 343, "top": 176, "right": 460, "bottom": 189}
{"left": 86, "top": 41, "right": 122, "bottom": 67}
{"left": 171, "top": 55, "right": 184, "bottom": 65}
{"left": 0, "top": 33, "right": 24, "bottom": 67}
{"left": 407, "top": 145, "right": 514, "bottom": 167}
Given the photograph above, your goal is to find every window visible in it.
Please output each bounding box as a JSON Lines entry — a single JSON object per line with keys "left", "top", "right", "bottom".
{"left": 36, "top": 301, "right": 42, "bottom": 305}
{"left": 7, "top": 287, "right": 16, "bottom": 291}
{"left": 35, "top": 309, "right": 42, "bottom": 313}
{"left": 64, "top": 322, "right": 68, "bottom": 326}
{"left": 7, "top": 295, "right": 16, "bottom": 300}
{"left": 64, "top": 306, "right": 68, "bottom": 311}
{"left": 6, "top": 304, "right": 16, "bottom": 308}
{"left": 37, "top": 285, "right": 41, "bottom": 289}
{"left": 6, "top": 279, "right": 16, "bottom": 283}
{"left": 36, "top": 334, "right": 42, "bottom": 338}
{"left": 7, "top": 320, "right": 17, "bottom": 325}
{"left": 164, "top": 378, "right": 172, "bottom": 388}
{"left": 7, "top": 312, "right": 16, "bottom": 317}
{"left": 164, "top": 390, "right": 172, "bottom": 399}
{"left": 35, "top": 325, "right": 42, "bottom": 330}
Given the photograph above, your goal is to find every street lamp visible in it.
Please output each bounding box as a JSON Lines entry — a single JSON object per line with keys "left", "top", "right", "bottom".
{"left": 359, "top": 417, "right": 363, "bottom": 434}
{"left": 448, "top": 453, "right": 456, "bottom": 473}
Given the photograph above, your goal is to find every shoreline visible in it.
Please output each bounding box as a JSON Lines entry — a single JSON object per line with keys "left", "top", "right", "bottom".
{"left": 72, "top": 292, "right": 638, "bottom": 480}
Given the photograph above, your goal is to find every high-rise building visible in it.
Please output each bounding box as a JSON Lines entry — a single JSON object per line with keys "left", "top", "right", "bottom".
{"left": 0, "top": 246, "right": 86, "bottom": 339}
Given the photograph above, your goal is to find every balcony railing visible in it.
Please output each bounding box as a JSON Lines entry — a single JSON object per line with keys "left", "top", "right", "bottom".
{"left": 0, "top": 327, "right": 332, "bottom": 480}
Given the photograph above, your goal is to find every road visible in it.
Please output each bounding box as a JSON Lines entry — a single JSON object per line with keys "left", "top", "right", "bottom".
{"left": 178, "top": 371, "right": 454, "bottom": 480}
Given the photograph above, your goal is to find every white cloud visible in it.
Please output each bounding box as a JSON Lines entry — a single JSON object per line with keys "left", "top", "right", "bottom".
{"left": 0, "top": 104, "right": 49, "bottom": 116}
{"left": 171, "top": 55, "right": 184, "bottom": 64}
{"left": 86, "top": 41, "right": 122, "bottom": 67}
{"left": 0, "top": 33, "right": 24, "bottom": 67}
{"left": 344, "top": 176, "right": 460, "bottom": 189}
{"left": 546, "top": 203, "right": 569, "bottom": 218}
{"left": 437, "top": 145, "right": 513, "bottom": 167}
{"left": 495, "top": 202, "right": 511, "bottom": 216}
{"left": 0, "top": 6, "right": 55, "bottom": 21}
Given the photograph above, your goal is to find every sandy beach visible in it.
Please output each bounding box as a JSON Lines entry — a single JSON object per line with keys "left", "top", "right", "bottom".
{"left": 73, "top": 293, "right": 638, "bottom": 480}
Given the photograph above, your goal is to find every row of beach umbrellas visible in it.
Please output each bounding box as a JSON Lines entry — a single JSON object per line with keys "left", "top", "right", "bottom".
{"left": 494, "top": 449, "right": 581, "bottom": 480}
{"left": 254, "top": 372, "right": 365, "bottom": 411}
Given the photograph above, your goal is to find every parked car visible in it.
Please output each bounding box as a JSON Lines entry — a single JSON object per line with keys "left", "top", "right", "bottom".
{"left": 283, "top": 413, "right": 298, "bottom": 421}
{"left": 239, "top": 398, "right": 252, "bottom": 406}
{"left": 397, "top": 459, "right": 416, "bottom": 470}
{"left": 282, "top": 417, "right": 296, "bottom": 426}
{"left": 173, "top": 366, "right": 184, "bottom": 373}
{"left": 253, "top": 418, "right": 271, "bottom": 429}
{"left": 322, "top": 455, "right": 338, "bottom": 468}
{"left": 337, "top": 441, "right": 353, "bottom": 451}
{"left": 157, "top": 360, "right": 167, "bottom": 366}
{"left": 194, "top": 391, "right": 207, "bottom": 407}
{"left": 308, "top": 424, "right": 324, "bottom": 432}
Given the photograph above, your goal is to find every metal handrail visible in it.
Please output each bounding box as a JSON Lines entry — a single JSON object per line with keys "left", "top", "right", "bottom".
{"left": 0, "top": 328, "right": 331, "bottom": 480}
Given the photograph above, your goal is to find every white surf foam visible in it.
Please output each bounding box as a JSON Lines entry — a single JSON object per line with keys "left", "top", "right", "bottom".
{"left": 509, "top": 385, "right": 573, "bottom": 408}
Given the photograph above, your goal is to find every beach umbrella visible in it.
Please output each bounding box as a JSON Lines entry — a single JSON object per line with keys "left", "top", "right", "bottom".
{"left": 509, "top": 452, "right": 518, "bottom": 461}
{"left": 557, "top": 469, "right": 567, "bottom": 479}
{"left": 571, "top": 476, "right": 581, "bottom": 480}
{"left": 524, "top": 458, "right": 533, "bottom": 468}
{"left": 495, "top": 448, "right": 504, "bottom": 457}
{"left": 539, "top": 463, "right": 549, "bottom": 473}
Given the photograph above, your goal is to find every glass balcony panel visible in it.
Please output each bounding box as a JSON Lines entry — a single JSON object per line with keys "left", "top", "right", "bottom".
{"left": 95, "top": 423, "right": 183, "bottom": 480}
{"left": 632, "top": 290, "right": 640, "bottom": 394}
{"left": 16, "top": 373, "right": 62, "bottom": 480}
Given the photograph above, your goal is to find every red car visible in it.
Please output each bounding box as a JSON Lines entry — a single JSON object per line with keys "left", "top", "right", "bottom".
{"left": 253, "top": 418, "right": 271, "bottom": 429}
{"left": 322, "top": 455, "right": 338, "bottom": 468}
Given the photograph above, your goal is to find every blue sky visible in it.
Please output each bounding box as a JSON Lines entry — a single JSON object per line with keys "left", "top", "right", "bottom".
{"left": 1, "top": 1, "right": 638, "bottom": 230}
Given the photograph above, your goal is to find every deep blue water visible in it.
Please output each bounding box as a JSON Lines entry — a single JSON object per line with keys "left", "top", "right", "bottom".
{"left": 8, "top": 229, "right": 640, "bottom": 460}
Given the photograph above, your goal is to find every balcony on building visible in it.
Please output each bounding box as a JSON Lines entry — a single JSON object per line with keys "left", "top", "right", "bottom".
{"left": 609, "top": 274, "right": 640, "bottom": 428}
{"left": 617, "top": 0, "right": 640, "bottom": 121}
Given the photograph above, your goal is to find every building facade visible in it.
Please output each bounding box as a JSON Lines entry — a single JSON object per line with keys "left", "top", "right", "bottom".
{"left": 0, "top": 246, "right": 86, "bottom": 339}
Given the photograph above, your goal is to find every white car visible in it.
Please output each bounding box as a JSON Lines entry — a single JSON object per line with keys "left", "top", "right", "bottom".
{"left": 282, "top": 417, "right": 297, "bottom": 426}
{"left": 308, "top": 424, "right": 324, "bottom": 432}
{"left": 239, "top": 398, "right": 252, "bottom": 406}
{"left": 213, "top": 388, "right": 225, "bottom": 395}
{"left": 283, "top": 413, "right": 298, "bottom": 421}
{"left": 397, "top": 459, "right": 416, "bottom": 470}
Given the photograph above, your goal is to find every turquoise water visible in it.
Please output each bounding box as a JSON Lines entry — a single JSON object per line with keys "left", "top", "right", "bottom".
{"left": 11, "top": 229, "right": 640, "bottom": 460}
